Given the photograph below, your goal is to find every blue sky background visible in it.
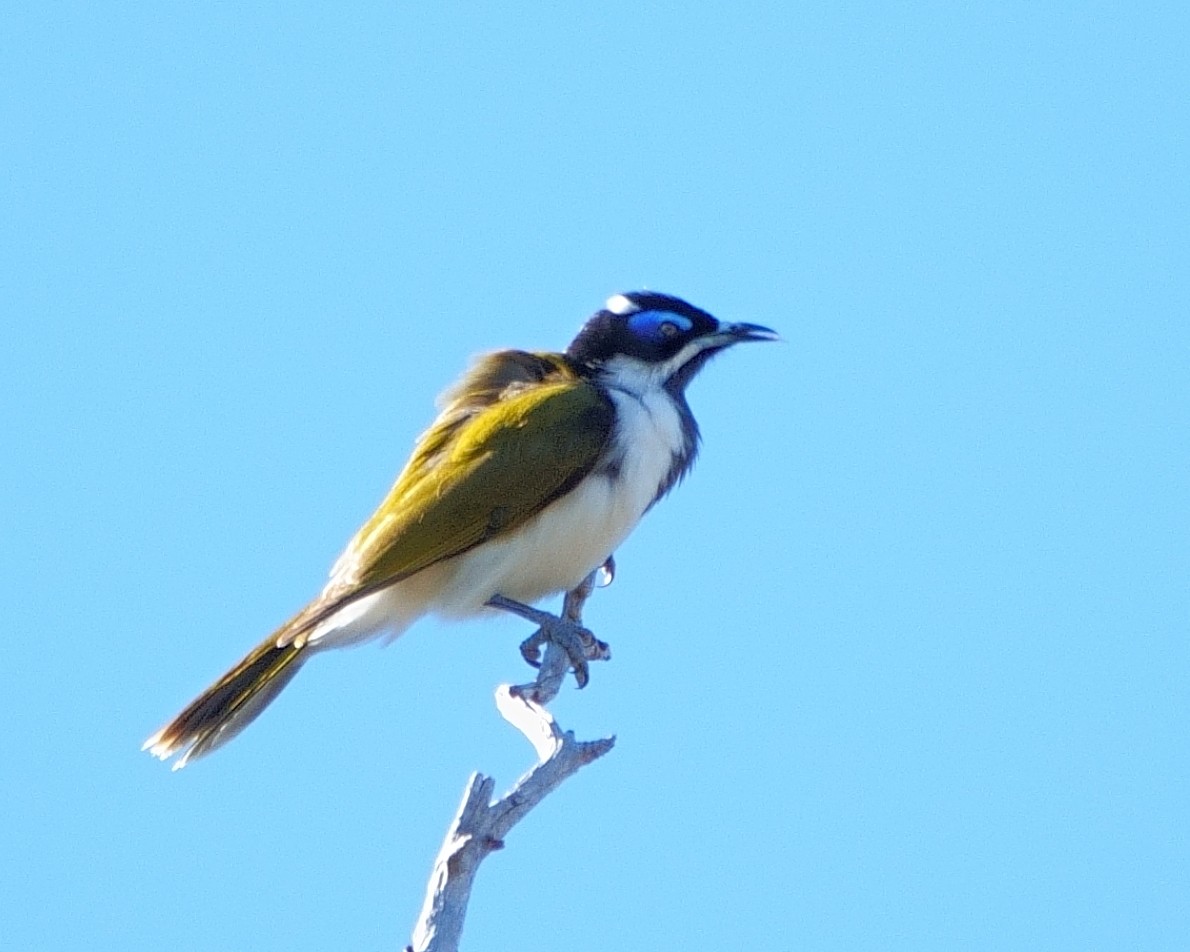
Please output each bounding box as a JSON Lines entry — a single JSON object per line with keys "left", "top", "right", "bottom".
{"left": 2, "top": 2, "right": 1187, "bottom": 950}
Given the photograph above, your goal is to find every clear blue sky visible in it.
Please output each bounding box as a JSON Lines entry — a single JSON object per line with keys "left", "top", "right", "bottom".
{"left": 2, "top": 3, "right": 1186, "bottom": 950}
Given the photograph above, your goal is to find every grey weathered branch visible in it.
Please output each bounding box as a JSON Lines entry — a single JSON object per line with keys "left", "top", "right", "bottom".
{"left": 406, "top": 572, "right": 615, "bottom": 952}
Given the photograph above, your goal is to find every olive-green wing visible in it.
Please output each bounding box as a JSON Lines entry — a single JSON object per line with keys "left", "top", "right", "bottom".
{"left": 281, "top": 377, "right": 613, "bottom": 643}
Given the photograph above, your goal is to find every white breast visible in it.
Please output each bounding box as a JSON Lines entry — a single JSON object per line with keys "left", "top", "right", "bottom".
{"left": 425, "top": 384, "right": 687, "bottom": 616}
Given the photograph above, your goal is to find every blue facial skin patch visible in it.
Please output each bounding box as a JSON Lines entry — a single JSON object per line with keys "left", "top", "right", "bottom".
{"left": 628, "top": 310, "right": 693, "bottom": 341}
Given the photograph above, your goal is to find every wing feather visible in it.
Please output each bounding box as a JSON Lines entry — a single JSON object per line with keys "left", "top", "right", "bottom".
{"left": 277, "top": 353, "right": 612, "bottom": 644}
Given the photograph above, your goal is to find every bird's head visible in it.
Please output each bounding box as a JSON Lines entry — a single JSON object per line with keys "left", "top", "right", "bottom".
{"left": 566, "top": 291, "right": 779, "bottom": 395}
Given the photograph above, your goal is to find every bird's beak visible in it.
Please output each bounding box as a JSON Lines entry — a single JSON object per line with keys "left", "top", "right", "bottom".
{"left": 718, "top": 321, "right": 782, "bottom": 344}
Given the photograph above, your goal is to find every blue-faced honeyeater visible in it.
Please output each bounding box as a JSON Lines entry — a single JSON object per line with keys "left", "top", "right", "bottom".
{"left": 144, "top": 291, "right": 777, "bottom": 767}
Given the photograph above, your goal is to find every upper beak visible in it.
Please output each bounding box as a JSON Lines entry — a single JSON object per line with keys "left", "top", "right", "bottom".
{"left": 719, "top": 321, "right": 782, "bottom": 343}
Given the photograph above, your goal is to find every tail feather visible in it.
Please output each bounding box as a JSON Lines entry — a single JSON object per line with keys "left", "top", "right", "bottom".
{"left": 143, "top": 635, "right": 308, "bottom": 770}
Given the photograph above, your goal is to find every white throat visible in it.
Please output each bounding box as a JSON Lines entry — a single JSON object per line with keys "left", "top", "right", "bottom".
{"left": 598, "top": 342, "right": 710, "bottom": 398}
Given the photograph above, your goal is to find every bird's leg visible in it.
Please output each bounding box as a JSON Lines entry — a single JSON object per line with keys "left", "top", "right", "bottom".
{"left": 486, "top": 560, "right": 613, "bottom": 688}
{"left": 565, "top": 554, "right": 615, "bottom": 622}
{"left": 557, "top": 566, "right": 611, "bottom": 667}
{"left": 557, "top": 557, "right": 613, "bottom": 669}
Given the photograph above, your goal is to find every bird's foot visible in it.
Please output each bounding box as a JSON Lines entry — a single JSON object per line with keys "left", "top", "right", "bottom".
{"left": 486, "top": 592, "right": 610, "bottom": 688}
{"left": 518, "top": 621, "right": 611, "bottom": 688}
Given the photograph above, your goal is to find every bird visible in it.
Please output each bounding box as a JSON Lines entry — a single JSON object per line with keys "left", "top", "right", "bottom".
{"left": 143, "top": 291, "right": 778, "bottom": 768}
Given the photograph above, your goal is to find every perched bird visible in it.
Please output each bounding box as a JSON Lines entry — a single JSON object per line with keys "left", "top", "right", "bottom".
{"left": 144, "top": 291, "right": 777, "bottom": 767}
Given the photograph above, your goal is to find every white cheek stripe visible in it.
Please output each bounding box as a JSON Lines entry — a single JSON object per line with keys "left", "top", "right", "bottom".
{"left": 599, "top": 340, "right": 710, "bottom": 398}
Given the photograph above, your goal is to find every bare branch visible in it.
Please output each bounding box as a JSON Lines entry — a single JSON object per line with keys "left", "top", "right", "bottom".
{"left": 407, "top": 572, "right": 615, "bottom": 952}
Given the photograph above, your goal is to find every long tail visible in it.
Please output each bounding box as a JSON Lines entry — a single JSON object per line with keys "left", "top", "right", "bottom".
{"left": 143, "top": 633, "right": 308, "bottom": 770}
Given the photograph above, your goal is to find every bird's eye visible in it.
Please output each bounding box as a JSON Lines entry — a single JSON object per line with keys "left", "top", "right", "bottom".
{"left": 627, "top": 310, "right": 693, "bottom": 342}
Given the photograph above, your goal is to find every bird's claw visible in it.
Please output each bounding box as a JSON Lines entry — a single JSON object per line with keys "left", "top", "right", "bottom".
{"left": 518, "top": 621, "right": 610, "bottom": 688}
{"left": 486, "top": 591, "right": 610, "bottom": 688}
{"left": 518, "top": 634, "right": 544, "bottom": 669}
